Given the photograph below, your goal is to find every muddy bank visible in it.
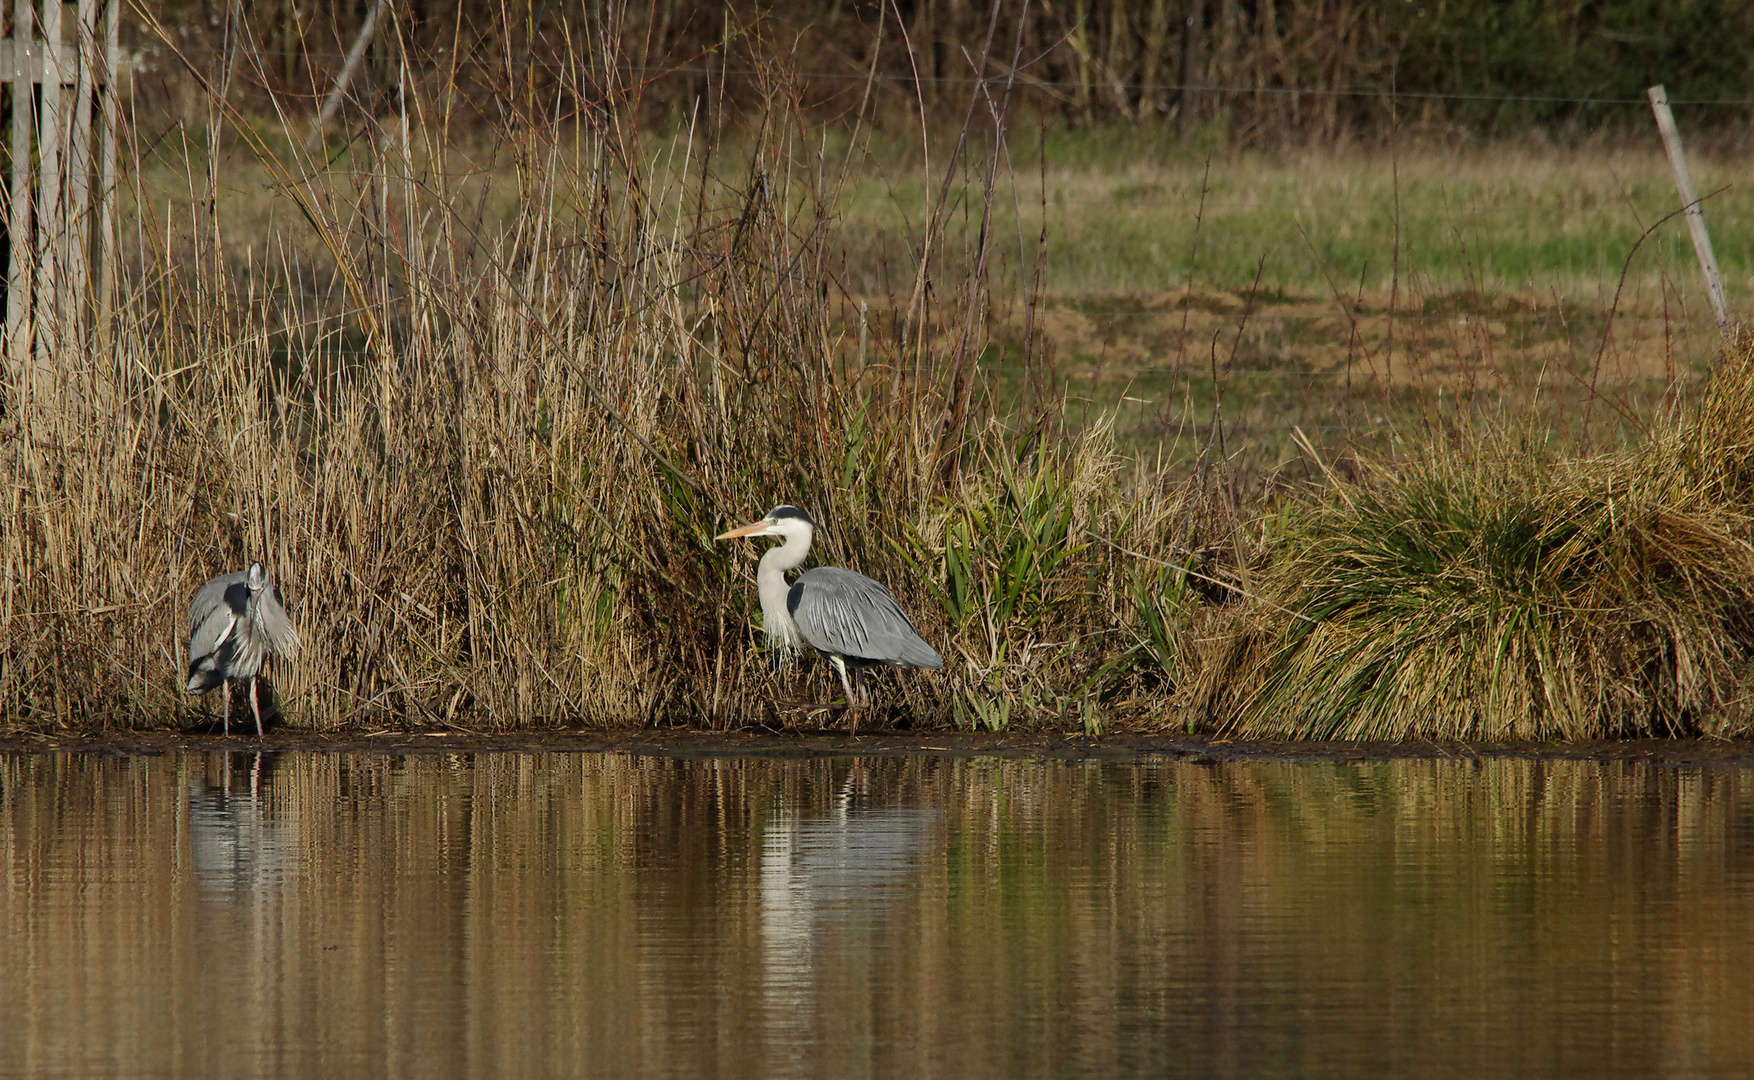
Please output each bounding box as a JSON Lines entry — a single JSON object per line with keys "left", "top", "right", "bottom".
{"left": 4, "top": 728, "right": 1754, "bottom": 768}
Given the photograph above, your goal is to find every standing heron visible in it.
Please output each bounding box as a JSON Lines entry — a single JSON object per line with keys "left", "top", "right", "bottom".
{"left": 185, "top": 562, "right": 300, "bottom": 737}
{"left": 716, "top": 506, "right": 942, "bottom": 729}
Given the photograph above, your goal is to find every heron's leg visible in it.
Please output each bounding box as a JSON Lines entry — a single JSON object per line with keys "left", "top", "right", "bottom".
{"left": 848, "top": 670, "right": 864, "bottom": 736}
{"left": 221, "top": 680, "right": 231, "bottom": 737}
{"left": 827, "top": 657, "right": 865, "bottom": 735}
{"left": 250, "top": 677, "right": 264, "bottom": 739}
{"left": 829, "top": 656, "right": 857, "bottom": 708}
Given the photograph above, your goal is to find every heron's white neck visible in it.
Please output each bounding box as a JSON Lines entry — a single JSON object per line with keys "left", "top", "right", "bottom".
{"left": 756, "top": 526, "right": 813, "bottom": 649}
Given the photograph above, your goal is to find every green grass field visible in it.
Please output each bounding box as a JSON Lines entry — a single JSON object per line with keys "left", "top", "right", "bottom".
{"left": 144, "top": 120, "right": 1743, "bottom": 483}
{"left": 838, "top": 127, "right": 1754, "bottom": 299}
{"left": 793, "top": 128, "right": 1739, "bottom": 474}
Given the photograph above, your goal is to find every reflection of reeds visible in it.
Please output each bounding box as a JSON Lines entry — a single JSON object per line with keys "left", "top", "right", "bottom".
{"left": 3, "top": 753, "right": 1751, "bottom": 1075}
{"left": 1193, "top": 342, "right": 1754, "bottom": 740}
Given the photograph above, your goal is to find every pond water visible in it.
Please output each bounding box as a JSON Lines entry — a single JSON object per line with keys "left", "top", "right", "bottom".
{"left": 3, "top": 750, "right": 1752, "bottom": 1078}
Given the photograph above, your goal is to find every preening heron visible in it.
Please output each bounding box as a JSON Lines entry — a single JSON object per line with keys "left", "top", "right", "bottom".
{"left": 716, "top": 506, "right": 942, "bottom": 727}
{"left": 185, "top": 562, "right": 300, "bottom": 737}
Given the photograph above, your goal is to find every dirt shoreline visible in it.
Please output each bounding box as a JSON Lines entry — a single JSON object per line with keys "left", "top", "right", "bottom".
{"left": 3, "top": 728, "right": 1754, "bottom": 767}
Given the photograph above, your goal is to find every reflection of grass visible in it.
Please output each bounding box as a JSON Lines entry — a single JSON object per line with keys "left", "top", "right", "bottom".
{"left": 10, "top": 753, "right": 1754, "bottom": 1074}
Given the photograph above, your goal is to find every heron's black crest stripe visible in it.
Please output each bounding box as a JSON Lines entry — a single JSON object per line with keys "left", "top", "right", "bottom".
{"left": 766, "top": 505, "right": 815, "bottom": 526}
{"left": 223, "top": 580, "right": 252, "bottom": 616}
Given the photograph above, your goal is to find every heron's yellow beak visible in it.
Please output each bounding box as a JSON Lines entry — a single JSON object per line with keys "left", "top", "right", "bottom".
{"left": 714, "top": 519, "right": 774, "bottom": 541}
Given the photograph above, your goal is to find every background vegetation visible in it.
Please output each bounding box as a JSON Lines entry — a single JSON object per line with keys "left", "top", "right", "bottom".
{"left": 4, "top": 3, "right": 1754, "bottom": 737}
{"left": 4, "top": 6, "right": 1218, "bottom": 732}
{"left": 125, "top": 0, "right": 1754, "bottom": 142}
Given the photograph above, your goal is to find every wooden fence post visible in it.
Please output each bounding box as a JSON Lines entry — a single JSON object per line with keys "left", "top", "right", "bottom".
{"left": 38, "top": 0, "right": 62, "bottom": 369}
{"left": 2, "top": 0, "right": 120, "bottom": 424}
{"left": 98, "top": 0, "right": 118, "bottom": 336}
{"left": 1647, "top": 85, "right": 1734, "bottom": 341}
{"left": 308, "top": 0, "right": 390, "bottom": 152}
{"left": 7, "top": 0, "right": 36, "bottom": 411}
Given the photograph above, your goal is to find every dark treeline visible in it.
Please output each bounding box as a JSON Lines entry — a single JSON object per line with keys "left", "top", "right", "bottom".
{"left": 126, "top": 0, "right": 1754, "bottom": 143}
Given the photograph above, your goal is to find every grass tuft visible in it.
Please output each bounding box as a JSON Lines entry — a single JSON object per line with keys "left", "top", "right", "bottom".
{"left": 1192, "top": 340, "right": 1754, "bottom": 740}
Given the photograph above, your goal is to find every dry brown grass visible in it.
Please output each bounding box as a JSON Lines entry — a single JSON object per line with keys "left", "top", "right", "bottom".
{"left": 9, "top": 15, "right": 1754, "bottom": 738}
{"left": 1186, "top": 336, "right": 1754, "bottom": 740}
{"left": 0, "top": 32, "right": 1207, "bottom": 734}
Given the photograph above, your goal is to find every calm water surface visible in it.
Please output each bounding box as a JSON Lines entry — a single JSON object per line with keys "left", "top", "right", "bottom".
{"left": 3, "top": 751, "right": 1752, "bottom": 1078}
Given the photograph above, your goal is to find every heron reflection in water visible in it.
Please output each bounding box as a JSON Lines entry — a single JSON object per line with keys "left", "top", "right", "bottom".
{"left": 760, "top": 762, "right": 936, "bottom": 1048}
{"left": 716, "top": 506, "right": 942, "bottom": 730}
{"left": 188, "top": 752, "right": 293, "bottom": 902}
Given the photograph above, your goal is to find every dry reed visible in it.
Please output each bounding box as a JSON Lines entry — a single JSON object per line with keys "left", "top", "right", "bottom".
{"left": 9, "top": 11, "right": 1751, "bottom": 739}
{"left": 0, "top": 23, "right": 1198, "bottom": 733}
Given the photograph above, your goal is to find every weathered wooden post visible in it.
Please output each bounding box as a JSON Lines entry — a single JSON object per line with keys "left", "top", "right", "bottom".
{"left": 37, "top": 0, "right": 63, "bottom": 371}
{"left": 308, "top": 0, "right": 390, "bottom": 152}
{"left": 3, "top": 0, "right": 121, "bottom": 426}
{"left": 1647, "top": 85, "right": 1734, "bottom": 341}
{"left": 7, "top": 0, "right": 39, "bottom": 414}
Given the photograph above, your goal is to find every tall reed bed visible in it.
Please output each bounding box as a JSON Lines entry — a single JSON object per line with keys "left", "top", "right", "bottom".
{"left": 0, "top": 27, "right": 1202, "bottom": 732}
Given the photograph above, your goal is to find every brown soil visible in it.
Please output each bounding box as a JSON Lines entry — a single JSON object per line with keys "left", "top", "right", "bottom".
{"left": 4, "top": 728, "right": 1754, "bottom": 767}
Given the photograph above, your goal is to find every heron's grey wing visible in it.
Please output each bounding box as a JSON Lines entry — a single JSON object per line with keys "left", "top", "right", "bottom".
{"left": 186, "top": 570, "right": 246, "bottom": 692}
{"left": 788, "top": 567, "right": 943, "bottom": 668}
{"left": 188, "top": 570, "right": 246, "bottom": 639}
{"left": 186, "top": 605, "right": 239, "bottom": 692}
{"left": 253, "top": 582, "right": 301, "bottom": 658}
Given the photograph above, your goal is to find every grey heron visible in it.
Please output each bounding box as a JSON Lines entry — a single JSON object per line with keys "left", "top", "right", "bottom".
{"left": 716, "top": 506, "right": 942, "bottom": 728}
{"left": 185, "top": 562, "right": 300, "bottom": 737}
